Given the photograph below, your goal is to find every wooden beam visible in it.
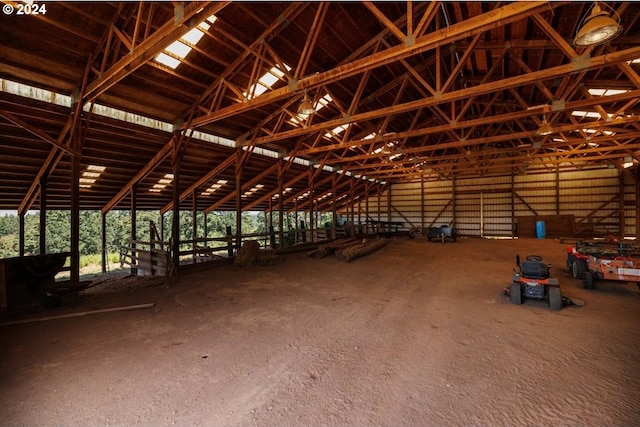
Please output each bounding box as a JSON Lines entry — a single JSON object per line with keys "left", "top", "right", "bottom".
{"left": 188, "top": 1, "right": 551, "bottom": 129}
{"left": 83, "top": 2, "right": 230, "bottom": 103}
{"left": 245, "top": 46, "right": 640, "bottom": 148}
{"left": 0, "top": 109, "right": 79, "bottom": 156}
{"left": 101, "top": 135, "right": 174, "bottom": 214}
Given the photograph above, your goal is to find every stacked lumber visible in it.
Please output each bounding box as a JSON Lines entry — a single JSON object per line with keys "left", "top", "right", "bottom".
{"left": 305, "top": 238, "right": 357, "bottom": 258}
{"left": 335, "top": 238, "right": 387, "bottom": 262}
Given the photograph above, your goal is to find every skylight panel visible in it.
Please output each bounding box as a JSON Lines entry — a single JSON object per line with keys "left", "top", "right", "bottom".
{"left": 182, "top": 28, "right": 205, "bottom": 45}
{"left": 165, "top": 41, "right": 191, "bottom": 59}
{"left": 571, "top": 110, "right": 605, "bottom": 119}
{"left": 201, "top": 179, "right": 228, "bottom": 196}
{"left": 150, "top": 174, "right": 174, "bottom": 193}
{"left": 155, "top": 52, "right": 180, "bottom": 69}
{"left": 588, "top": 88, "right": 629, "bottom": 96}
{"left": 324, "top": 123, "right": 350, "bottom": 139}
{"left": 79, "top": 164, "right": 105, "bottom": 189}
{"left": 154, "top": 15, "right": 217, "bottom": 70}
{"left": 244, "top": 65, "right": 290, "bottom": 100}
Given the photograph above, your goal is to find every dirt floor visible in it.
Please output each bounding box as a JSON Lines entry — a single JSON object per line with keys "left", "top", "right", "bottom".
{"left": 1, "top": 237, "right": 639, "bottom": 427}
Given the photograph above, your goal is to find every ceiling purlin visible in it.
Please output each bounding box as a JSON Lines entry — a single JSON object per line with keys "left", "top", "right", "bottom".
{"left": 189, "top": 1, "right": 550, "bottom": 130}
{"left": 294, "top": 2, "right": 330, "bottom": 80}
{"left": 295, "top": 88, "right": 640, "bottom": 159}
{"left": 324, "top": 113, "right": 640, "bottom": 170}
{"left": 103, "top": 3, "right": 310, "bottom": 213}
{"left": 86, "top": 2, "right": 229, "bottom": 104}
{"left": 455, "top": 44, "right": 509, "bottom": 124}
{"left": 363, "top": 1, "right": 406, "bottom": 43}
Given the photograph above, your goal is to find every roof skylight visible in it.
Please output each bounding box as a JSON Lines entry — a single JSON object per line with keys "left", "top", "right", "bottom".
{"left": 154, "top": 15, "right": 217, "bottom": 70}
{"left": 272, "top": 187, "right": 293, "bottom": 199}
{"left": 588, "top": 88, "right": 630, "bottom": 96}
{"left": 201, "top": 179, "right": 228, "bottom": 196}
{"left": 571, "top": 110, "right": 609, "bottom": 119}
{"left": 244, "top": 64, "right": 291, "bottom": 100}
{"left": 80, "top": 165, "right": 105, "bottom": 189}
{"left": 324, "top": 123, "right": 351, "bottom": 139}
{"left": 149, "top": 174, "right": 174, "bottom": 193}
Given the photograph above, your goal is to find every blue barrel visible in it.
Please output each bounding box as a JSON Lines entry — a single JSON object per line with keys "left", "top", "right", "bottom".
{"left": 536, "top": 220, "right": 546, "bottom": 239}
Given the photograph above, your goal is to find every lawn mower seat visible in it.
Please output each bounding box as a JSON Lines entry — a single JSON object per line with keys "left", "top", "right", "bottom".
{"left": 520, "top": 259, "right": 550, "bottom": 279}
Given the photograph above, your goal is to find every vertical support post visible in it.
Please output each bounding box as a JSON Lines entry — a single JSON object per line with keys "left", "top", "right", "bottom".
{"left": 555, "top": 166, "right": 560, "bottom": 215}
{"left": 226, "top": 225, "right": 233, "bottom": 257}
{"left": 452, "top": 176, "right": 457, "bottom": 230}
{"left": 39, "top": 175, "right": 47, "bottom": 255}
{"left": 235, "top": 149, "right": 243, "bottom": 252}
{"left": 101, "top": 212, "right": 107, "bottom": 273}
{"left": 131, "top": 183, "right": 138, "bottom": 276}
{"left": 511, "top": 173, "right": 516, "bottom": 238}
{"left": 70, "top": 153, "right": 80, "bottom": 285}
{"left": 278, "top": 161, "right": 284, "bottom": 247}
{"left": 19, "top": 213, "right": 25, "bottom": 257}
{"left": 294, "top": 200, "right": 299, "bottom": 244}
{"left": 309, "top": 171, "right": 315, "bottom": 242}
{"left": 636, "top": 167, "right": 640, "bottom": 240}
{"left": 421, "top": 176, "right": 425, "bottom": 232}
{"left": 160, "top": 211, "right": 165, "bottom": 243}
{"left": 203, "top": 212, "right": 208, "bottom": 240}
{"left": 618, "top": 169, "right": 625, "bottom": 239}
{"left": 269, "top": 197, "right": 274, "bottom": 246}
{"left": 269, "top": 225, "right": 276, "bottom": 248}
{"left": 171, "top": 149, "right": 180, "bottom": 277}
{"left": 331, "top": 175, "right": 337, "bottom": 239}
{"left": 365, "top": 196, "right": 369, "bottom": 234}
{"left": 192, "top": 190, "right": 197, "bottom": 263}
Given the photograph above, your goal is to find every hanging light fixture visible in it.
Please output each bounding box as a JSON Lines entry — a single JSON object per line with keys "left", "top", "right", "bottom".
{"left": 573, "top": 1, "right": 622, "bottom": 47}
{"left": 297, "top": 93, "right": 315, "bottom": 117}
{"left": 536, "top": 116, "right": 554, "bottom": 136}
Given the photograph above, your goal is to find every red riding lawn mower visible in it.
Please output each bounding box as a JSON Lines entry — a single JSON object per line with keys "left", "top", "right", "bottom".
{"left": 507, "top": 255, "right": 563, "bottom": 311}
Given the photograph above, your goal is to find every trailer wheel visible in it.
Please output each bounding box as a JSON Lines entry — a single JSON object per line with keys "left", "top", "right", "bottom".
{"left": 572, "top": 259, "right": 586, "bottom": 279}
{"left": 510, "top": 283, "right": 522, "bottom": 305}
{"left": 583, "top": 271, "right": 595, "bottom": 290}
{"left": 548, "top": 286, "right": 562, "bottom": 311}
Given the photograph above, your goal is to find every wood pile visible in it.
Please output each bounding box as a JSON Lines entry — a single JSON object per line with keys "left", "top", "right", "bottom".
{"left": 334, "top": 238, "right": 387, "bottom": 262}
{"left": 305, "top": 238, "right": 358, "bottom": 258}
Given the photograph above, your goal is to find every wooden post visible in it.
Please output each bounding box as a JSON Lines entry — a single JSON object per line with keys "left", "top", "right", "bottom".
{"left": 192, "top": 190, "right": 197, "bottom": 263}
{"left": 0, "top": 262, "right": 6, "bottom": 312}
{"left": 235, "top": 149, "right": 242, "bottom": 252}
{"left": 511, "top": 173, "right": 515, "bottom": 238}
{"left": 636, "top": 167, "right": 640, "bottom": 240}
{"left": 269, "top": 225, "right": 276, "bottom": 248}
{"left": 19, "top": 213, "right": 25, "bottom": 257}
{"left": 619, "top": 169, "right": 625, "bottom": 239}
{"left": 421, "top": 176, "right": 425, "bottom": 232}
{"left": 555, "top": 166, "right": 560, "bottom": 215}
{"left": 101, "top": 212, "right": 107, "bottom": 273}
{"left": 278, "top": 161, "right": 284, "bottom": 247}
{"left": 70, "top": 153, "right": 80, "bottom": 285}
{"left": 171, "top": 149, "right": 180, "bottom": 277}
{"left": 226, "top": 225, "right": 233, "bottom": 257}
{"left": 131, "top": 182, "right": 138, "bottom": 276}
{"left": 331, "top": 175, "right": 337, "bottom": 239}
{"left": 39, "top": 174, "right": 47, "bottom": 255}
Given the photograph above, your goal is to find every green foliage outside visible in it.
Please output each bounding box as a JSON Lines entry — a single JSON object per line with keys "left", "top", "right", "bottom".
{"left": 0, "top": 210, "right": 336, "bottom": 262}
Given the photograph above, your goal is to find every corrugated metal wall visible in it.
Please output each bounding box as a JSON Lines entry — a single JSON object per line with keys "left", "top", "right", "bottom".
{"left": 346, "top": 168, "right": 637, "bottom": 238}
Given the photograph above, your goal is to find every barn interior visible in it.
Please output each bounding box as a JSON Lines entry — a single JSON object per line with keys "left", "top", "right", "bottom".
{"left": 1, "top": 1, "right": 640, "bottom": 425}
